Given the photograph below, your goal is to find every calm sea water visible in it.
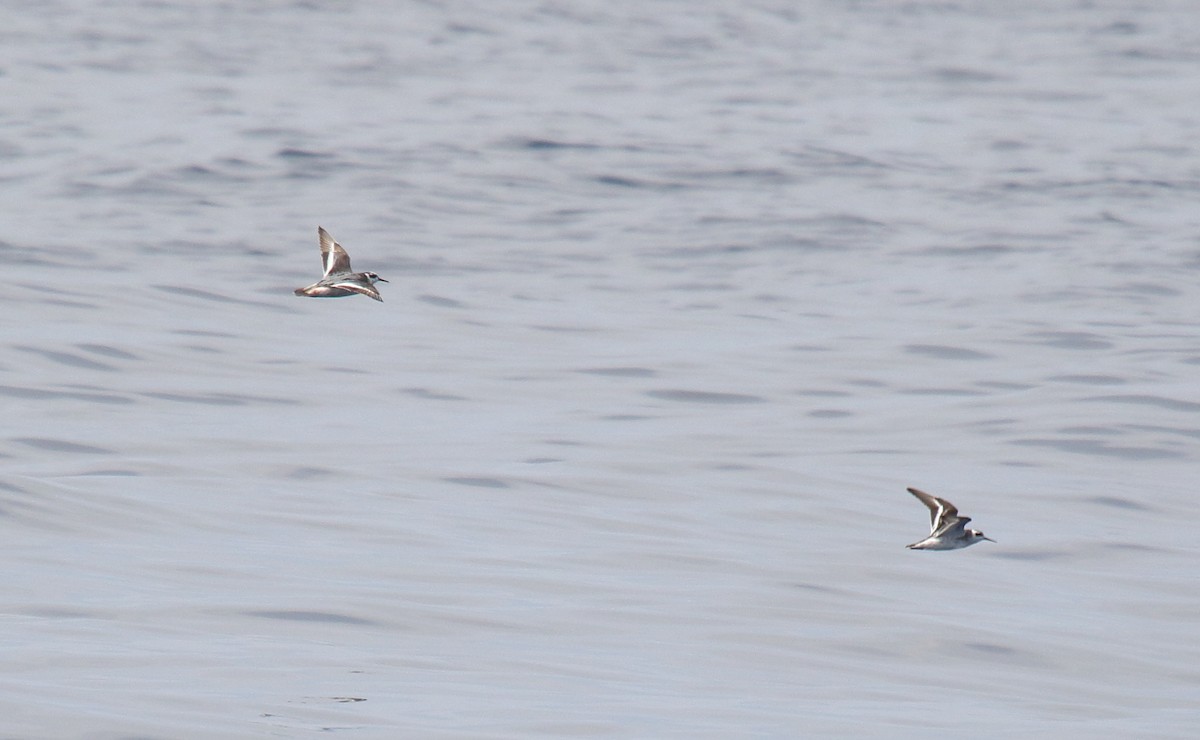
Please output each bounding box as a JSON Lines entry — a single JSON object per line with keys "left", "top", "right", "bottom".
{"left": 3, "top": 1, "right": 1199, "bottom": 737}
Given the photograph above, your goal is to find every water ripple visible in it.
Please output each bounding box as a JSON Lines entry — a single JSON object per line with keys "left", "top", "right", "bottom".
{"left": 645, "top": 389, "right": 766, "bottom": 404}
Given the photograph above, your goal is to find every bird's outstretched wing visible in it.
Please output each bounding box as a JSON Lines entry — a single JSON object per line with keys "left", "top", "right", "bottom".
{"left": 907, "top": 487, "right": 959, "bottom": 534}
{"left": 318, "top": 226, "right": 353, "bottom": 276}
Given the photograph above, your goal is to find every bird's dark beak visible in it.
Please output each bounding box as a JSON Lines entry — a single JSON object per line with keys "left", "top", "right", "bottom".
{"left": 377, "top": 277, "right": 389, "bottom": 282}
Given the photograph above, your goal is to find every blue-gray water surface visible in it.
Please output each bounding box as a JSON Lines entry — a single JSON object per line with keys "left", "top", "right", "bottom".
{"left": 3, "top": 1, "right": 1199, "bottom": 737}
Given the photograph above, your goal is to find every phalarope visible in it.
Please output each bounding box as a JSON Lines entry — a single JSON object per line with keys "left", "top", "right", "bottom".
{"left": 906, "top": 487, "right": 994, "bottom": 550}
{"left": 294, "top": 226, "right": 388, "bottom": 302}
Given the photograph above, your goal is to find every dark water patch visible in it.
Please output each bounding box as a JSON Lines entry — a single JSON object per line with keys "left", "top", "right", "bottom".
{"left": 0, "top": 384, "right": 133, "bottom": 404}
{"left": 792, "top": 581, "right": 844, "bottom": 595}
{"left": 900, "top": 387, "right": 987, "bottom": 397}
{"left": 417, "top": 294, "right": 466, "bottom": 308}
{"left": 593, "top": 174, "right": 686, "bottom": 190}
{"left": 645, "top": 389, "right": 765, "bottom": 404}
{"left": 793, "top": 213, "right": 887, "bottom": 241}
{"left": 14, "top": 346, "right": 116, "bottom": 371}
{"left": 787, "top": 146, "right": 892, "bottom": 172}
{"left": 646, "top": 241, "right": 764, "bottom": 259}
{"left": 1083, "top": 394, "right": 1200, "bottom": 412}
{"left": 1117, "top": 281, "right": 1180, "bottom": 297}
{"left": 1010, "top": 438, "right": 1182, "bottom": 460}
{"left": 992, "top": 550, "right": 1071, "bottom": 561}
{"left": 931, "top": 65, "right": 1005, "bottom": 83}
{"left": 275, "top": 147, "right": 333, "bottom": 160}
{"left": 977, "top": 381, "right": 1035, "bottom": 391}
{"left": 668, "top": 281, "right": 735, "bottom": 291}
{"left": 401, "top": 387, "right": 468, "bottom": 401}
{"left": 290, "top": 695, "right": 369, "bottom": 706}
{"left": 1047, "top": 374, "right": 1125, "bottom": 385}
{"left": 171, "top": 163, "right": 251, "bottom": 185}
{"left": 524, "top": 457, "right": 563, "bottom": 464}
{"left": 962, "top": 642, "right": 1020, "bottom": 657}
{"left": 174, "top": 328, "right": 236, "bottom": 338}
{"left": 244, "top": 610, "right": 375, "bottom": 626}
{"left": 214, "top": 155, "right": 258, "bottom": 170}
{"left": 1024, "top": 331, "right": 1112, "bottom": 350}
{"left": 99, "top": 163, "right": 253, "bottom": 200}
{"left": 513, "top": 137, "right": 604, "bottom": 151}
{"left": 154, "top": 284, "right": 290, "bottom": 311}
{"left": 1000, "top": 176, "right": 1187, "bottom": 197}
{"left": 142, "top": 237, "right": 223, "bottom": 256}
{"left": 151, "top": 285, "right": 231, "bottom": 301}
{"left": 998, "top": 459, "right": 1039, "bottom": 468}
{"left": 1126, "top": 423, "right": 1200, "bottom": 440}
{"left": 284, "top": 466, "right": 339, "bottom": 480}
{"left": 797, "top": 389, "right": 850, "bottom": 398}
{"left": 847, "top": 378, "right": 887, "bottom": 388}
{"left": 243, "top": 126, "right": 304, "bottom": 140}
{"left": 528, "top": 324, "right": 598, "bottom": 333}
{"left": 904, "top": 344, "right": 994, "bottom": 360}
{"left": 1024, "top": 288, "right": 1097, "bottom": 304}
{"left": 0, "top": 239, "right": 98, "bottom": 269}
{"left": 16, "top": 607, "right": 99, "bottom": 619}
{"left": 142, "top": 392, "right": 296, "bottom": 406}
{"left": 180, "top": 344, "right": 222, "bottom": 355}
{"left": 76, "top": 343, "right": 140, "bottom": 360}
{"left": 12, "top": 438, "right": 113, "bottom": 454}
{"left": 1096, "top": 209, "right": 1131, "bottom": 224}
{"left": 444, "top": 476, "right": 510, "bottom": 489}
{"left": 915, "top": 244, "right": 1022, "bottom": 257}
{"left": 809, "top": 409, "right": 852, "bottom": 418}
{"left": 1085, "top": 495, "right": 1152, "bottom": 511}
{"left": 1110, "top": 47, "right": 1178, "bottom": 62}
{"left": 1096, "top": 20, "right": 1139, "bottom": 35}
{"left": 968, "top": 417, "right": 1018, "bottom": 427}
{"left": 576, "top": 367, "right": 657, "bottom": 378}
{"left": 43, "top": 296, "right": 103, "bottom": 310}
{"left": 1099, "top": 541, "right": 1161, "bottom": 552}
{"left": 1059, "top": 425, "right": 1119, "bottom": 436}
{"left": 672, "top": 166, "right": 792, "bottom": 184}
